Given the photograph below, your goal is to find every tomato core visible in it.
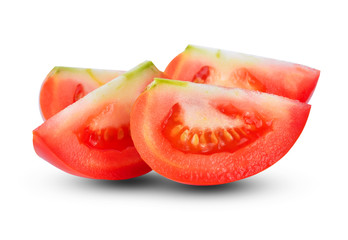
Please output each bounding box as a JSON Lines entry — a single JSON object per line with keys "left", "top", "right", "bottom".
{"left": 162, "top": 103, "right": 272, "bottom": 154}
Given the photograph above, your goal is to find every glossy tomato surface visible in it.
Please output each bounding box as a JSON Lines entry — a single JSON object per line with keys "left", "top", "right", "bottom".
{"left": 33, "top": 61, "right": 162, "bottom": 180}
{"left": 130, "top": 79, "right": 311, "bottom": 185}
{"left": 40, "top": 67, "right": 124, "bottom": 120}
{"left": 165, "top": 45, "right": 320, "bottom": 103}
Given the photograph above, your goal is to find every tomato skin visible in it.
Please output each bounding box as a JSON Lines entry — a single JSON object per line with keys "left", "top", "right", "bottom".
{"left": 130, "top": 79, "right": 311, "bottom": 185}
{"left": 33, "top": 62, "right": 161, "bottom": 180}
{"left": 40, "top": 67, "right": 124, "bottom": 120}
{"left": 165, "top": 45, "right": 320, "bottom": 103}
{"left": 33, "top": 133, "right": 93, "bottom": 178}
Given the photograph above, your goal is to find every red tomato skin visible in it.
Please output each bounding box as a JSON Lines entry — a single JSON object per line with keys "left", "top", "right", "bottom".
{"left": 165, "top": 45, "right": 320, "bottom": 103}
{"left": 130, "top": 79, "right": 311, "bottom": 185}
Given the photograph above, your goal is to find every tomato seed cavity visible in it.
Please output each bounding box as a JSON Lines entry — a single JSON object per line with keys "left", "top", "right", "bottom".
{"left": 73, "top": 84, "right": 85, "bottom": 102}
{"left": 79, "top": 125, "right": 133, "bottom": 151}
{"left": 162, "top": 103, "right": 272, "bottom": 154}
{"left": 192, "top": 66, "right": 211, "bottom": 83}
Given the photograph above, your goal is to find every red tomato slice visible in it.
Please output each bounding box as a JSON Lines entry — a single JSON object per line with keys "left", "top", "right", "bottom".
{"left": 40, "top": 67, "right": 124, "bottom": 120}
{"left": 165, "top": 45, "right": 320, "bottom": 103}
{"left": 33, "top": 62, "right": 162, "bottom": 180}
{"left": 130, "top": 79, "right": 311, "bottom": 185}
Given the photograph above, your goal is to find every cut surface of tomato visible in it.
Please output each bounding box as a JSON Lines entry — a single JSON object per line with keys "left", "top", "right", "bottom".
{"left": 165, "top": 45, "right": 320, "bottom": 102}
{"left": 33, "top": 61, "right": 162, "bottom": 180}
{"left": 130, "top": 78, "right": 311, "bottom": 185}
{"left": 40, "top": 67, "right": 124, "bottom": 120}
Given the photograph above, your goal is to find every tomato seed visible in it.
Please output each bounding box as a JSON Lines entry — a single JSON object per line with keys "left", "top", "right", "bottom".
{"left": 191, "top": 134, "right": 199, "bottom": 147}
{"left": 117, "top": 128, "right": 124, "bottom": 140}
{"left": 223, "top": 129, "right": 233, "bottom": 142}
{"left": 180, "top": 130, "right": 190, "bottom": 143}
{"left": 171, "top": 124, "right": 184, "bottom": 137}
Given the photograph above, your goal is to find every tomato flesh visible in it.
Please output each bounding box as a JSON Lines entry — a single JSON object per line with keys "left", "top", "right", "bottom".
{"left": 227, "top": 68, "right": 266, "bottom": 92}
{"left": 192, "top": 66, "right": 266, "bottom": 92}
{"left": 75, "top": 102, "right": 134, "bottom": 151}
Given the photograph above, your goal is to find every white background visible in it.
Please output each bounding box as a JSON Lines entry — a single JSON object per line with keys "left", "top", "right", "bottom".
{"left": 1, "top": 0, "right": 347, "bottom": 239}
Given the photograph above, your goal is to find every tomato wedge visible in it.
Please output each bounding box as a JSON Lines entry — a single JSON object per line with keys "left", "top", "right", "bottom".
{"left": 130, "top": 79, "right": 311, "bottom": 185}
{"left": 165, "top": 45, "right": 320, "bottom": 103}
{"left": 40, "top": 67, "right": 124, "bottom": 120}
{"left": 33, "top": 61, "right": 162, "bottom": 180}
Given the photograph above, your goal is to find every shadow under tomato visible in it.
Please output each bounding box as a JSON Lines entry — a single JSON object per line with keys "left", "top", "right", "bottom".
{"left": 67, "top": 171, "right": 275, "bottom": 196}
